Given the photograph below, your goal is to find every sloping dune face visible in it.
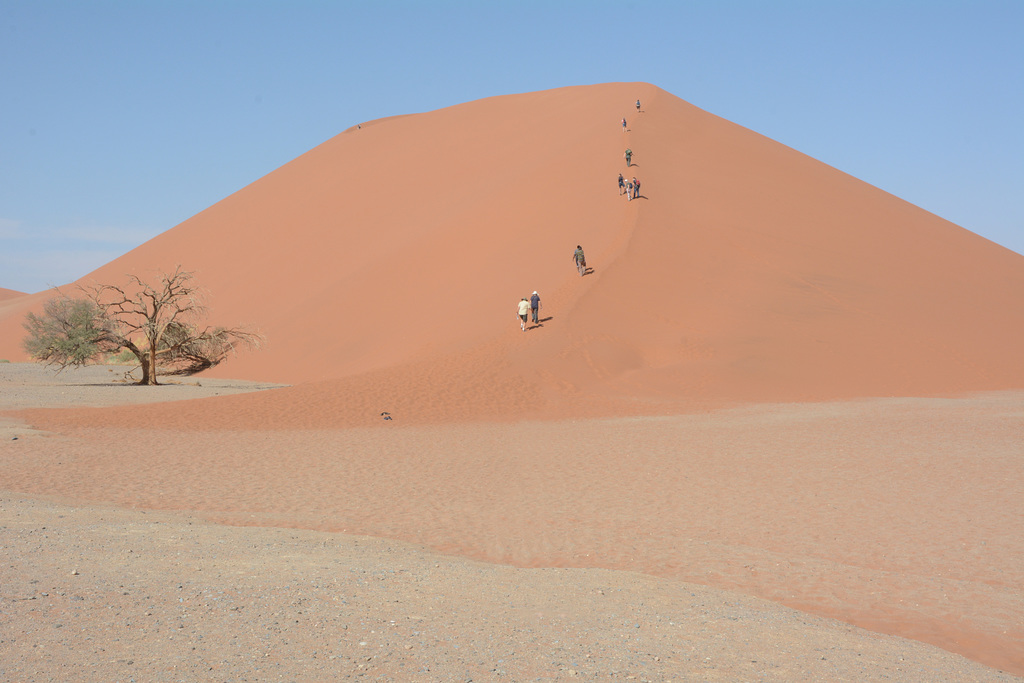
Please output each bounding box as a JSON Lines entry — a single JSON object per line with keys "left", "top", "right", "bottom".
{"left": 0, "top": 288, "right": 26, "bottom": 302}
{"left": 559, "top": 88, "right": 1024, "bottom": 405}
{"left": 2, "top": 83, "right": 1022, "bottom": 417}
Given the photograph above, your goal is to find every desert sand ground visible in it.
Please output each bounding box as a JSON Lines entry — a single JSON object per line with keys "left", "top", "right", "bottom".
{"left": 1, "top": 363, "right": 1021, "bottom": 681}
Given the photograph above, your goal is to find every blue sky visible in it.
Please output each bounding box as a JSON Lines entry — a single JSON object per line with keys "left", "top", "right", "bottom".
{"left": 2, "top": 0, "right": 1021, "bottom": 293}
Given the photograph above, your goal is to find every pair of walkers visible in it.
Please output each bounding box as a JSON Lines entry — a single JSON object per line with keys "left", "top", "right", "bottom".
{"left": 621, "top": 100, "right": 641, "bottom": 132}
{"left": 517, "top": 291, "right": 542, "bottom": 331}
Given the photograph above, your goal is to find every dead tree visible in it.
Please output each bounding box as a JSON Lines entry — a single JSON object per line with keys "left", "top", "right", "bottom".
{"left": 23, "top": 266, "right": 262, "bottom": 385}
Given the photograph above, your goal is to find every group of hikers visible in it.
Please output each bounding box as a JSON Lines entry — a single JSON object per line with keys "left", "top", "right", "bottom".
{"left": 515, "top": 249, "right": 587, "bottom": 333}
{"left": 623, "top": 100, "right": 643, "bottom": 194}
{"left": 618, "top": 173, "right": 641, "bottom": 200}
{"left": 516, "top": 245, "right": 589, "bottom": 331}
{"left": 516, "top": 98, "right": 641, "bottom": 331}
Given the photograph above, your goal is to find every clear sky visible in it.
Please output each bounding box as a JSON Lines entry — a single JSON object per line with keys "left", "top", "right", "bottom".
{"left": 2, "top": 0, "right": 1021, "bottom": 293}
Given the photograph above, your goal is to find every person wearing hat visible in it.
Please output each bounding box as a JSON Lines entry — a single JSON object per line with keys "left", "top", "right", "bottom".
{"left": 530, "top": 291, "right": 542, "bottom": 325}
{"left": 517, "top": 297, "right": 531, "bottom": 331}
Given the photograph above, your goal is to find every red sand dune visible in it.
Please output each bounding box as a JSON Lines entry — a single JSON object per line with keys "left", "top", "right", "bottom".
{"left": 0, "top": 291, "right": 47, "bottom": 360}
{"left": 0, "top": 287, "right": 26, "bottom": 302}
{"left": 2, "top": 82, "right": 1021, "bottom": 420}
{"left": 3, "top": 83, "right": 1024, "bottom": 675}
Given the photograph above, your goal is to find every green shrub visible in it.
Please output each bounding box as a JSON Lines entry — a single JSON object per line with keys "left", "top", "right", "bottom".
{"left": 108, "top": 348, "right": 138, "bottom": 364}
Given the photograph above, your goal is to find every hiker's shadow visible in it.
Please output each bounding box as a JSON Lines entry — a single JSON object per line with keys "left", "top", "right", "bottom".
{"left": 529, "top": 315, "right": 555, "bottom": 330}
{"left": 582, "top": 267, "right": 594, "bottom": 276}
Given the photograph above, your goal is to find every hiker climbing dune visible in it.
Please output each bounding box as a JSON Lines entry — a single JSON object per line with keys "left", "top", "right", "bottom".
{"left": 530, "top": 291, "right": 542, "bottom": 325}
{"left": 516, "top": 297, "right": 531, "bottom": 331}
{"left": 573, "top": 245, "right": 587, "bottom": 277}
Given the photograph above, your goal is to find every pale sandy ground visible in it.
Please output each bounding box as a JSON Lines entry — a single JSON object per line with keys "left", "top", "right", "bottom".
{"left": 2, "top": 364, "right": 1021, "bottom": 681}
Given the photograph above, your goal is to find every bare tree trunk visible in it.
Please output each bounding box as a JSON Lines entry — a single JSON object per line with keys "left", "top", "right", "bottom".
{"left": 122, "top": 341, "right": 154, "bottom": 386}
{"left": 139, "top": 355, "right": 152, "bottom": 385}
{"left": 145, "top": 345, "right": 159, "bottom": 385}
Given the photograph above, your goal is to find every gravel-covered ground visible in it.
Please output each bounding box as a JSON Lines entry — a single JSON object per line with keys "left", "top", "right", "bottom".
{"left": 3, "top": 495, "right": 1018, "bottom": 683}
{"left": 0, "top": 362, "right": 285, "bottom": 410}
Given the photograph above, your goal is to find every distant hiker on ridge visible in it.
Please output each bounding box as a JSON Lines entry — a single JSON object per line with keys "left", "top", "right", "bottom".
{"left": 618, "top": 173, "right": 625, "bottom": 195}
{"left": 622, "top": 117, "right": 627, "bottom": 132}
{"left": 530, "top": 291, "right": 542, "bottom": 325}
{"left": 517, "top": 297, "right": 531, "bottom": 332}
{"left": 626, "top": 179, "right": 634, "bottom": 201}
{"left": 632, "top": 177, "right": 640, "bottom": 199}
{"left": 573, "top": 245, "right": 587, "bottom": 277}
{"left": 636, "top": 99, "right": 641, "bottom": 112}
{"left": 624, "top": 148, "right": 632, "bottom": 167}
